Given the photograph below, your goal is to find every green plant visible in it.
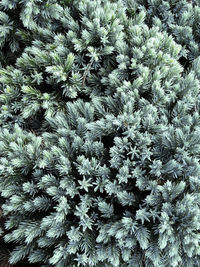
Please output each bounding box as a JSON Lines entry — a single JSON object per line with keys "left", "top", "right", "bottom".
{"left": 0, "top": 0, "right": 200, "bottom": 266}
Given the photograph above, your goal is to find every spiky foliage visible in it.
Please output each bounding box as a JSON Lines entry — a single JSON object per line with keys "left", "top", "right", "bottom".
{"left": 124, "top": 0, "right": 200, "bottom": 69}
{"left": 0, "top": 0, "right": 200, "bottom": 267}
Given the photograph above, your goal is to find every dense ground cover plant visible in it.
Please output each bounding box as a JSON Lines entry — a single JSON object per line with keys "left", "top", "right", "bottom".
{"left": 0, "top": 0, "right": 200, "bottom": 266}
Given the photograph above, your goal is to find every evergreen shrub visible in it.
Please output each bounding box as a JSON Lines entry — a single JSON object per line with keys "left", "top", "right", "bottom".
{"left": 0, "top": 0, "right": 200, "bottom": 266}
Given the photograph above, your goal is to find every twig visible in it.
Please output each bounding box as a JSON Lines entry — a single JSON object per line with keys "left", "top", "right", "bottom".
{"left": 82, "top": 60, "right": 93, "bottom": 86}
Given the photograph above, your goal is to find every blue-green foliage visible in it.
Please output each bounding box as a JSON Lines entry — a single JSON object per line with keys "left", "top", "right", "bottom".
{"left": 0, "top": 0, "right": 200, "bottom": 266}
